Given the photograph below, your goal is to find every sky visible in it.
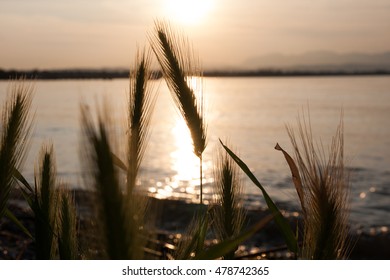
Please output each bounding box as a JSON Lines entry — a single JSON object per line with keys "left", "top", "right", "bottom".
{"left": 1, "top": 0, "right": 390, "bottom": 69}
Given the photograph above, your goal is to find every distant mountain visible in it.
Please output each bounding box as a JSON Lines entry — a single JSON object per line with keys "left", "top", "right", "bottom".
{"left": 243, "top": 51, "right": 390, "bottom": 72}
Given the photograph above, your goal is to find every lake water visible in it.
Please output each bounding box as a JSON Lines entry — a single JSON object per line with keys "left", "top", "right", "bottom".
{"left": 1, "top": 76, "right": 389, "bottom": 230}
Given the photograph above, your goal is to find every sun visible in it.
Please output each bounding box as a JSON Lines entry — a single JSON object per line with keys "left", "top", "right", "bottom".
{"left": 165, "top": 0, "right": 214, "bottom": 25}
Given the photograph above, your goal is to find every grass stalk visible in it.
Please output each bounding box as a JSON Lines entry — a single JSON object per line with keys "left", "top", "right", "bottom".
{"left": 127, "top": 49, "right": 156, "bottom": 196}
{"left": 81, "top": 105, "right": 128, "bottom": 259}
{"left": 33, "top": 145, "right": 59, "bottom": 259}
{"left": 0, "top": 81, "right": 33, "bottom": 219}
{"left": 150, "top": 21, "right": 207, "bottom": 204}
{"left": 211, "top": 145, "right": 246, "bottom": 259}
{"left": 284, "top": 112, "right": 351, "bottom": 259}
{"left": 81, "top": 104, "right": 146, "bottom": 259}
{"left": 58, "top": 187, "right": 78, "bottom": 260}
{"left": 200, "top": 156, "right": 203, "bottom": 204}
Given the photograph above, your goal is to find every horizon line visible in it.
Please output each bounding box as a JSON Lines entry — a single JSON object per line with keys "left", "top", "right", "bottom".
{"left": 1, "top": 68, "right": 390, "bottom": 80}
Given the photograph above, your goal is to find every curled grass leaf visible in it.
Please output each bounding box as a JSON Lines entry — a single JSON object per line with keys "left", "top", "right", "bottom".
{"left": 275, "top": 143, "right": 305, "bottom": 214}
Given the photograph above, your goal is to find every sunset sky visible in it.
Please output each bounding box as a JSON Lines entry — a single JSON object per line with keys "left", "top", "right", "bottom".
{"left": 1, "top": 0, "right": 389, "bottom": 69}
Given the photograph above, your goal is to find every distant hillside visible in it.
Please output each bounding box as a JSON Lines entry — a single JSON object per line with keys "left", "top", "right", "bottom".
{"left": 243, "top": 51, "right": 390, "bottom": 72}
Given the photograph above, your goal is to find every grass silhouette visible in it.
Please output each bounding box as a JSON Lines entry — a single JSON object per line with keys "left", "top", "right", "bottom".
{"left": 1, "top": 22, "right": 352, "bottom": 260}
{"left": 281, "top": 112, "right": 351, "bottom": 259}
{"left": 150, "top": 21, "right": 207, "bottom": 204}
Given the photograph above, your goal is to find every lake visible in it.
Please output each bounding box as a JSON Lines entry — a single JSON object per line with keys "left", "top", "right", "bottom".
{"left": 1, "top": 76, "right": 389, "bottom": 230}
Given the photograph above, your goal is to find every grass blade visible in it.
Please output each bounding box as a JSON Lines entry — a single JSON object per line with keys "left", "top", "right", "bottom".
{"left": 275, "top": 143, "right": 305, "bottom": 214}
{"left": 4, "top": 208, "right": 33, "bottom": 239}
{"left": 112, "top": 152, "right": 128, "bottom": 172}
{"left": 219, "top": 139, "right": 298, "bottom": 253}
{"left": 13, "top": 167, "right": 34, "bottom": 194}
{"left": 194, "top": 214, "right": 274, "bottom": 260}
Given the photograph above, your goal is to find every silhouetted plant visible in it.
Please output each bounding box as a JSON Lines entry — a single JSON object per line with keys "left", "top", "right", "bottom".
{"left": 32, "top": 145, "right": 60, "bottom": 259}
{"left": 0, "top": 81, "right": 33, "bottom": 220}
{"left": 58, "top": 187, "right": 78, "bottom": 260}
{"left": 79, "top": 49, "right": 155, "bottom": 259}
{"left": 220, "top": 140, "right": 299, "bottom": 254}
{"left": 276, "top": 112, "right": 351, "bottom": 259}
{"left": 210, "top": 145, "right": 246, "bottom": 259}
{"left": 81, "top": 104, "right": 134, "bottom": 259}
{"left": 150, "top": 20, "right": 207, "bottom": 204}
{"left": 3, "top": 22, "right": 353, "bottom": 261}
{"left": 175, "top": 210, "right": 209, "bottom": 260}
{"left": 126, "top": 49, "right": 157, "bottom": 196}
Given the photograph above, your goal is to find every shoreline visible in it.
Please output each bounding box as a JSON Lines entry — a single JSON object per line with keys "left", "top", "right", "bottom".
{"left": 1, "top": 188, "right": 389, "bottom": 260}
{"left": 1, "top": 69, "right": 390, "bottom": 80}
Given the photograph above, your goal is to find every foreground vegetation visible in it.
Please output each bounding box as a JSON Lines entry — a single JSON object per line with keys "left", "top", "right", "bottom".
{"left": 0, "top": 21, "right": 351, "bottom": 260}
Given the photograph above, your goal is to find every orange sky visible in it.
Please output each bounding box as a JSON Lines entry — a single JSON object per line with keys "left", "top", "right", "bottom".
{"left": 1, "top": 0, "right": 389, "bottom": 69}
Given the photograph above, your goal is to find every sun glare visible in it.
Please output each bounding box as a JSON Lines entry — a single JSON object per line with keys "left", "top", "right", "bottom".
{"left": 166, "top": 0, "right": 214, "bottom": 25}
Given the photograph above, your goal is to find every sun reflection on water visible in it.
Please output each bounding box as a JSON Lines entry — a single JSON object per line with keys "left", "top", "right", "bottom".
{"left": 147, "top": 115, "right": 213, "bottom": 204}
{"left": 171, "top": 118, "right": 200, "bottom": 182}
{"left": 146, "top": 75, "right": 213, "bottom": 203}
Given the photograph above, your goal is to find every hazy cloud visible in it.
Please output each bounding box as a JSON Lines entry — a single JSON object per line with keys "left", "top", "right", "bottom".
{"left": 1, "top": 0, "right": 389, "bottom": 69}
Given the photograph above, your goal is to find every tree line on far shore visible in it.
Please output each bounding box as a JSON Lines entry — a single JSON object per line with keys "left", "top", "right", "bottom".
{"left": 1, "top": 68, "right": 389, "bottom": 80}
